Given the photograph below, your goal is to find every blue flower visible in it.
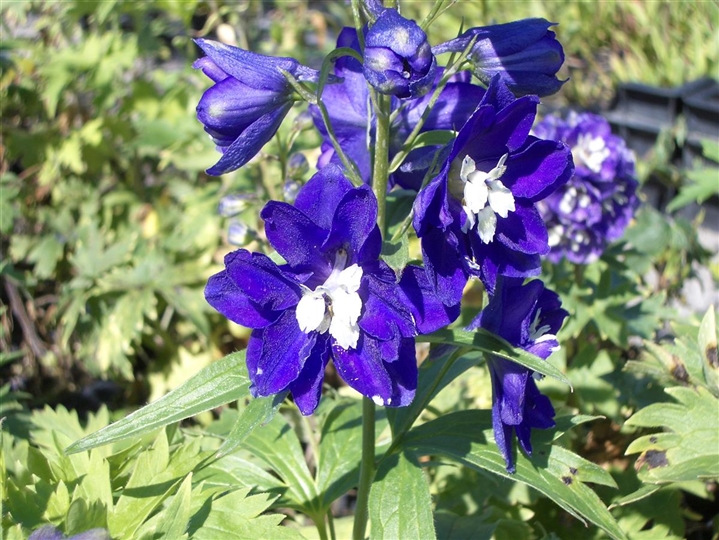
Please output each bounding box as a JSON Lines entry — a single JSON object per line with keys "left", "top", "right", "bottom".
{"left": 312, "top": 28, "right": 484, "bottom": 188}
{"left": 413, "top": 76, "right": 574, "bottom": 304}
{"left": 532, "top": 112, "right": 640, "bottom": 263}
{"left": 205, "top": 165, "right": 457, "bottom": 414}
{"left": 363, "top": 9, "right": 437, "bottom": 99}
{"left": 194, "top": 39, "right": 322, "bottom": 176}
{"left": 468, "top": 277, "right": 568, "bottom": 473}
{"left": 29, "top": 526, "right": 110, "bottom": 540}
{"left": 433, "top": 19, "right": 565, "bottom": 97}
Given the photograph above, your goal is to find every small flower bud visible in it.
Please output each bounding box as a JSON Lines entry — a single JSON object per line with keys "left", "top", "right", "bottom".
{"left": 283, "top": 180, "right": 301, "bottom": 203}
{"left": 227, "top": 220, "right": 252, "bottom": 246}
{"left": 218, "top": 193, "right": 257, "bottom": 217}
{"left": 362, "top": 9, "right": 436, "bottom": 99}
{"left": 286, "top": 152, "right": 309, "bottom": 180}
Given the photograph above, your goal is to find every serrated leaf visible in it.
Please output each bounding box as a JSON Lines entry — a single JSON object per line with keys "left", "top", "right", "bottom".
{"left": 419, "top": 329, "right": 571, "bottom": 387}
{"left": 136, "top": 473, "right": 193, "bottom": 540}
{"left": 109, "top": 431, "right": 209, "bottom": 538}
{"left": 370, "top": 451, "right": 435, "bottom": 540}
{"left": 402, "top": 410, "right": 626, "bottom": 540}
{"left": 192, "top": 488, "right": 303, "bottom": 540}
{"left": 625, "top": 386, "right": 719, "bottom": 483}
{"left": 242, "top": 413, "right": 320, "bottom": 514}
{"left": 216, "top": 392, "right": 286, "bottom": 458}
{"left": 315, "top": 400, "right": 363, "bottom": 509}
{"left": 66, "top": 351, "right": 250, "bottom": 453}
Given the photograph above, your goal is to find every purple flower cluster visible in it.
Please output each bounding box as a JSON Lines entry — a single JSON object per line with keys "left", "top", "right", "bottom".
{"left": 532, "top": 112, "right": 640, "bottom": 264}
{"left": 194, "top": 4, "right": 574, "bottom": 468}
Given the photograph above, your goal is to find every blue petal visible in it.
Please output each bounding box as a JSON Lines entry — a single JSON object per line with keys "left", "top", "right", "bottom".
{"left": 205, "top": 269, "right": 280, "bottom": 328}
{"left": 289, "top": 334, "right": 331, "bottom": 415}
{"left": 223, "top": 249, "right": 300, "bottom": 311}
{"left": 206, "top": 102, "right": 292, "bottom": 175}
{"left": 420, "top": 226, "right": 468, "bottom": 307}
{"left": 250, "top": 309, "right": 316, "bottom": 397}
{"left": 261, "top": 201, "right": 328, "bottom": 268}
{"left": 323, "top": 185, "right": 379, "bottom": 261}
{"left": 195, "top": 38, "right": 297, "bottom": 91}
{"left": 294, "top": 165, "right": 354, "bottom": 231}
{"left": 399, "top": 265, "right": 460, "bottom": 333}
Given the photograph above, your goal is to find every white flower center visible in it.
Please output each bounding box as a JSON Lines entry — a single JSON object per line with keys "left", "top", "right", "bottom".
{"left": 295, "top": 249, "right": 363, "bottom": 350}
{"left": 458, "top": 154, "right": 515, "bottom": 243}
{"left": 574, "top": 133, "right": 610, "bottom": 174}
{"left": 529, "top": 308, "right": 559, "bottom": 352}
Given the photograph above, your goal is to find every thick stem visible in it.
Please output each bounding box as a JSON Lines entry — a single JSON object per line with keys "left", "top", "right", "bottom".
{"left": 352, "top": 397, "right": 376, "bottom": 540}
{"left": 371, "top": 92, "right": 391, "bottom": 233}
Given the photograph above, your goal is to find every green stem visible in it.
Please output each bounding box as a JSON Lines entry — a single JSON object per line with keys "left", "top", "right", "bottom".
{"left": 371, "top": 92, "right": 392, "bottom": 233}
{"left": 352, "top": 397, "right": 376, "bottom": 540}
{"left": 328, "top": 511, "right": 337, "bottom": 540}
{"left": 315, "top": 515, "right": 329, "bottom": 540}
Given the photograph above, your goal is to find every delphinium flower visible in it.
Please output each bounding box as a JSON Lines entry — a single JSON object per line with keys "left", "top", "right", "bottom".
{"left": 467, "top": 277, "right": 568, "bottom": 473}
{"left": 532, "top": 112, "right": 639, "bottom": 264}
{"left": 432, "top": 19, "right": 565, "bottom": 97}
{"left": 413, "top": 76, "right": 574, "bottom": 305}
{"left": 29, "top": 526, "right": 110, "bottom": 540}
{"left": 312, "top": 28, "right": 485, "bottom": 188}
{"left": 205, "top": 165, "right": 457, "bottom": 414}
{"left": 194, "top": 39, "right": 325, "bottom": 175}
{"left": 362, "top": 8, "right": 436, "bottom": 99}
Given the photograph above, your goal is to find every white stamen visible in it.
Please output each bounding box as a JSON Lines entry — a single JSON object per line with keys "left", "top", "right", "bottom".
{"left": 574, "top": 133, "right": 610, "bottom": 173}
{"left": 372, "top": 395, "right": 384, "bottom": 406}
{"left": 457, "top": 154, "right": 515, "bottom": 242}
{"left": 295, "top": 250, "right": 363, "bottom": 350}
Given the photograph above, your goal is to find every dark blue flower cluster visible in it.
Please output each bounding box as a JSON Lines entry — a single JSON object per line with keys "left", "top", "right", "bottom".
{"left": 194, "top": 3, "right": 576, "bottom": 471}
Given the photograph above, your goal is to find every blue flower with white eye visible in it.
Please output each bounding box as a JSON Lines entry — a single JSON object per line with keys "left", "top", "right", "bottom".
{"left": 468, "top": 277, "right": 568, "bottom": 473}
{"left": 413, "top": 76, "right": 574, "bottom": 304}
{"left": 194, "top": 39, "right": 323, "bottom": 176}
{"left": 205, "top": 165, "right": 457, "bottom": 414}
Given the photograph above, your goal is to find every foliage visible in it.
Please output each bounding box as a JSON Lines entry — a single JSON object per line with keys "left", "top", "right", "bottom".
{"left": 2, "top": 1, "right": 718, "bottom": 540}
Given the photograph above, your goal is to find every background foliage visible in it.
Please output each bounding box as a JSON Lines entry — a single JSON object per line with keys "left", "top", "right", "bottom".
{"left": 2, "top": 1, "right": 718, "bottom": 539}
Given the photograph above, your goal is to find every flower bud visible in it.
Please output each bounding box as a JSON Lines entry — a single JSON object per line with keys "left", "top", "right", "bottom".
{"left": 218, "top": 193, "right": 257, "bottom": 217}
{"left": 362, "top": 9, "right": 436, "bottom": 99}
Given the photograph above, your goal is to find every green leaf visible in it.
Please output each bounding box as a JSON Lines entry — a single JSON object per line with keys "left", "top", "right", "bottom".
{"left": 381, "top": 234, "right": 409, "bottom": 274}
{"left": 698, "top": 307, "right": 718, "bottom": 390}
{"left": 216, "top": 392, "right": 286, "bottom": 458}
{"left": 136, "top": 473, "right": 193, "bottom": 540}
{"left": 625, "top": 386, "right": 719, "bottom": 483}
{"left": 66, "top": 351, "right": 251, "bottom": 453}
{"left": 433, "top": 511, "right": 496, "bottom": 540}
{"left": 408, "top": 130, "right": 456, "bottom": 149}
{"left": 369, "top": 451, "right": 436, "bottom": 540}
{"left": 192, "top": 488, "right": 303, "bottom": 540}
{"left": 418, "top": 328, "right": 571, "bottom": 387}
{"left": 109, "top": 431, "right": 209, "bottom": 538}
{"left": 402, "top": 410, "right": 626, "bottom": 540}
{"left": 242, "top": 413, "right": 320, "bottom": 514}
{"left": 387, "top": 346, "right": 482, "bottom": 437}
{"left": 315, "top": 400, "right": 363, "bottom": 509}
